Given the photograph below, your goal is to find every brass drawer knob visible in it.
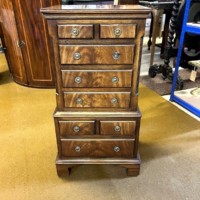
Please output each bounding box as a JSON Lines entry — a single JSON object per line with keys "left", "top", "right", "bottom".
{"left": 114, "top": 28, "right": 122, "bottom": 36}
{"left": 73, "top": 126, "right": 80, "bottom": 132}
{"left": 112, "top": 52, "right": 120, "bottom": 60}
{"left": 114, "top": 146, "right": 120, "bottom": 152}
{"left": 75, "top": 76, "right": 82, "bottom": 84}
{"left": 112, "top": 76, "right": 119, "bottom": 83}
{"left": 71, "top": 28, "right": 79, "bottom": 36}
{"left": 76, "top": 98, "right": 83, "bottom": 104}
{"left": 74, "top": 52, "right": 81, "bottom": 60}
{"left": 75, "top": 146, "right": 81, "bottom": 152}
{"left": 114, "top": 125, "right": 121, "bottom": 132}
{"left": 111, "top": 98, "right": 118, "bottom": 104}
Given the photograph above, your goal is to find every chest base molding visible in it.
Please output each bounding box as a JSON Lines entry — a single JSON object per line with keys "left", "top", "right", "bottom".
{"left": 56, "top": 154, "right": 141, "bottom": 177}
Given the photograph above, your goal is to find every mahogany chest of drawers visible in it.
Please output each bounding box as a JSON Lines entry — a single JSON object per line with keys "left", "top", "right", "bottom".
{"left": 41, "top": 4, "right": 150, "bottom": 177}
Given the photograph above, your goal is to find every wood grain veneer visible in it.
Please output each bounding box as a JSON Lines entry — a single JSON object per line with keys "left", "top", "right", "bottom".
{"left": 0, "top": 0, "right": 27, "bottom": 84}
{"left": 59, "top": 121, "right": 95, "bottom": 136}
{"left": 100, "top": 121, "right": 136, "bottom": 136}
{"left": 41, "top": 4, "right": 150, "bottom": 177}
{"left": 100, "top": 24, "right": 136, "bottom": 38}
{"left": 59, "top": 45, "right": 135, "bottom": 65}
{"left": 63, "top": 92, "right": 131, "bottom": 108}
{"left": 61, "top": 70, "right": 132, "bottom": 88}
{"left": 58, "top": 24, "right": 94, "bottom": 39}
{"left": 0, "top": 0, "right": 60, "bottom": 87}
{"left": 61, "top": 139, "right": 135, "bottom": 158}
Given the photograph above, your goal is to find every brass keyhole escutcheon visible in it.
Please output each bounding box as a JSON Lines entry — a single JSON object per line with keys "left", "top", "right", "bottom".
{"left": 17, "top": 40, "right": 25, "bottom": 48}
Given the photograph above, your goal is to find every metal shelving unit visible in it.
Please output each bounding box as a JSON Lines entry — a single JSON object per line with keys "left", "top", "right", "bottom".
{"left": 170, "top": 0, "right": 200, "bottom": 117}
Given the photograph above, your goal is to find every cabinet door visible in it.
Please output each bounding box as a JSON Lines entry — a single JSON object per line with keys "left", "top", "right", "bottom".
{"left": 0, "top": 0, "right": 27, "bottom": 84}
{"left": 9, "top": 0, "right": 60, "bottom": 87}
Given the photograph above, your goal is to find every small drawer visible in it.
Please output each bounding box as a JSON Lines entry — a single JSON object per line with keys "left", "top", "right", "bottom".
{"left": 100, "top": 24, "right": 136, "bottom": 38}
{"left": 100, "top": 121, "right": 136, "bottom": 136}
{"left": 61, "top": 139, "right": 134, "bottom": 158}
{"left": 63, "top": 92, "right": 131, "bottom": 108}
{"left": 61, "top": 70, "right": 132, "bottom": 88}
{"left": 58, "top": 24, "right": 93, "bottom": 39}
{"left": 59, "top": 121, "right": 95, "bottom": 137}
{"left": 59, "top": 45, "right": 135, "bottom": 65}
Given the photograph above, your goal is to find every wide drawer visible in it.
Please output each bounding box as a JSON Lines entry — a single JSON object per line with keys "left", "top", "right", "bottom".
{"left": 58, "top": 24, "right": 93, "bottom": 39}
{"left": 100, "top": 121, "right": 136, "bottom": 136}
{"left": 63, "top": 92, "right": 131, "bottom": 108}
{"left": 59, "top": 45, "right": 135, "bottom": 64}
{"left": 100, "top": 24, "right": 136, "bottom": 38}
{"left": 61, "top": 70, "right": 132, "bottom": 88}
{"left": 61, "top": 139, "right": 134, "bottom": 158}
{"left": 59, "top": 121, "right": 95, "bottom": 137}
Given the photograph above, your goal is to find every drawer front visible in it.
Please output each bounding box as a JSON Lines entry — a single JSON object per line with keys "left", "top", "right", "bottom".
{"left": 100, "top": 24, "right": 136, "bottom": 38}
{"left": 63, "top": 92, "right": 131, "bottom": 108}
{"left": 59, "top": 45, "right": 135, "bottom": 64}
{"left": 61, "top": 140, "right": 134, "bottom": 158}
{"left": 61, "top": 70, "right": 132, "bottom": 88}
{"left": 58, "top": 24, "right": 93, "bottom": 39}
{"left": 100, "top": 121, "right": 136, "bottom": 136}
{"left": 59, "top": 121, "right": 95, "bottom": 137}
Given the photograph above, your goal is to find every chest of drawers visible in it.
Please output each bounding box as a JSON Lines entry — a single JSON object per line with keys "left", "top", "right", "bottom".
{"left": 41, "top": 4, "right": 150, "bottom": 177}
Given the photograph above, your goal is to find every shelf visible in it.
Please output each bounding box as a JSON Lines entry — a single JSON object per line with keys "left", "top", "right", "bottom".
{"left": 186, "top": 23, "right": 200, "bottom": 35}
{"left": 170, "top": 0, "right": 200, "bottom": 118}
{"left": 170, "top": 94, "right": 200, "bottom": 117}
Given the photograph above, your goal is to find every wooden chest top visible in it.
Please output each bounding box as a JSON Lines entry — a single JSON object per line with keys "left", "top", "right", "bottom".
{"left": 41, "top": 4, "right": 150, "bottom": 18}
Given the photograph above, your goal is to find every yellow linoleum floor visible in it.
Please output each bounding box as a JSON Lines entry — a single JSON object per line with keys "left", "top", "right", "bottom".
{"left": 0, "top": 54, "right": 200, "bottom": 200}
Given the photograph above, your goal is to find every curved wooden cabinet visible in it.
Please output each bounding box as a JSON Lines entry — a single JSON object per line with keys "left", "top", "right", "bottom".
{"left": 0, "top": 0, "right": 60, "bottom": 87}
{"left": 0, "top": 0, "right": 138, "bottom": 87}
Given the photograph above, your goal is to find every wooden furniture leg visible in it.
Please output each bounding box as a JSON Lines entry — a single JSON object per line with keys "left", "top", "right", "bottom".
{"left": 121, "top": 162, "right": 140, "bottom": 177}
{"left": 160, "top": 10, "right": 171, "bottom": 58}
{"left": 126, "top": 165, "right": 140, "bottom": 176}
{"left": 147, "top": 11, "right": 153, "bottom": 50}
{"left": 150, "top": 9, "right": 163, "bottom": 66}
{"left": 56, "top": 164, "right": 71, "bottom": 177}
